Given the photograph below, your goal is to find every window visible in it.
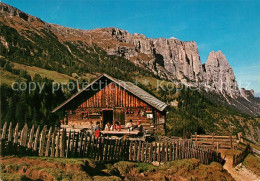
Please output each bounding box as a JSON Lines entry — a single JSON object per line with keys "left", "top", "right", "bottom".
{"left": 88, "top": 114, "right": 101, "bottom": 119}
{"left": 147, "top": 113, "right": 153, "bottom": 119}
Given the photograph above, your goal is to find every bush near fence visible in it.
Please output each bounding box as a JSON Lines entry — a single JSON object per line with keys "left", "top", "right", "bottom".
{"left": 0, "top": 122, "right": 225, "bottom": 165}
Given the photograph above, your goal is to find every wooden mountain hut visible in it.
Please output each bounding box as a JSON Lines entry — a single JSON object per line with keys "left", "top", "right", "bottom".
{"left": 52, "top": 74, "right": 168, "bottom": 134}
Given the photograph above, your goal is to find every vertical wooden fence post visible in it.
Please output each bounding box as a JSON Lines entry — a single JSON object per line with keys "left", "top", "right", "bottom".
{"left": 141, "top": 142, "right": 144, "bottom": 162}
{"left": 55, "top": 130, "right": 60, "bottom": 157}
{"left": 78, "top": 132, "right": 83, "bottom": 157}
{"left": 176, "top": 141, "right": 179, "bottom": 159}
{"left": 100, "top": 137, "right": 105, "bottom": 161}
{"left": 165, "top": 142, "right": 169, "bottom": 162}
{"left": 104, "top": 137, "right": 109, "bottom": 161}
{"left": 0, "top": 138, "right": 4, "bottom": 156}
{"left": 50, "top": 128, "right": 57, "bottom": 157}
{"left": 173, "top": 142, "right": 175, "bottom": 160}
{"left": 145, "top": 142, "right": 149, "bottom": 163}
{"left": 39, "top": 126, "right": 47, "bottom": 156}
{"left": 120, "top": 139, "right": 125, "bottom": 161}
{"left": 1, "top": 122, "right": 7, "bottom": 139}
{"left": 137, "top": 141, "right": 141, "bottom": 162}
{"left": 86, "top": 135, "right": 93, "bottom": 158}
{"left": 5, "top": 122, "right": 13, "bottom": 155}
{"left": 45, "top": 127, "right": 52, "bottom": 157}
{"left": 7, "top": 122, "right": 13, "bottom": 142}
{"left": 195, "top": 132, "right": 197, "bottom": 145}
{"left": 82, "top": 133, "right": 88, "bottom": 157}
{"left": 73, "top": 132, "right": 79, "bottom": 157}
{"left": 71, "top": 131, "right": 75, "bottom": 157}
{"left": 129, "top": 140, "right": 133, "bottom": 161}
{"left": 20, "top": 124, "right": 28, "bottom": 155}
{"left": 28, "top": 125, "right": 35, "bottom": 150}
{"left": 33, "top": 126, "right": 40, "bottom": 153}
{"left": 149, "top": 143, "right": 153, "bottom": 163}
{"left": 60, "top": 129, "right": 66, "bottom": 157}
{"left": 117, "top": 139, "right": 121, "bottom": 161}
{"left": 7, "top": 122, "right": 13, "bottom": 154}
{"left": 13, "top": 123, "right": 19, "bottom": 144}
{"left": 153, "top": 142, "right": 157, "bottom": 161}
{"left": 111, "top": 139, "right": 116, "bottom": 160}
{"left": 212, "top": 133, "right": 215, "bottom": 150}
{"left": 161, "top": 142, "right": 165, "bottom": 162}
{"left": 66, "top": 130, "right": 71, "bottom": 158}
{"left": 157, "top": 143, "right": 160, "bottom": 162}
{"left": 20, "top": 124, "right": 28, "bottom": 147}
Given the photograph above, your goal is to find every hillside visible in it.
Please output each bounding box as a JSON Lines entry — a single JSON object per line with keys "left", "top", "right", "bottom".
{"left": 0, "top": 156, "right": 234, "bottom": 180}
{"left": 0, "top": 2, "right": 259, "bottom": 141}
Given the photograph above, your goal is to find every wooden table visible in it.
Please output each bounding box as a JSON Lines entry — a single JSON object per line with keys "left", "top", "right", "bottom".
{"left": 100, "top": 130, "right": 139, "bottom": 136}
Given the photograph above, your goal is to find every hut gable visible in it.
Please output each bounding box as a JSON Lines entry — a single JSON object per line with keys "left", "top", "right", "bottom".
{"left": 52, "top": 74, "right": 167, "bottom": 113}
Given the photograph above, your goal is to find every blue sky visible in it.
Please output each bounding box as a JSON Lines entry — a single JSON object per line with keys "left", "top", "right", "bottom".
{"left": 2, "top": 0, "right": 260, "bottom": 96}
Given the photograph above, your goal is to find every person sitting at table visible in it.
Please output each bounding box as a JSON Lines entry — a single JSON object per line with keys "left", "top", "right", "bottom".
{"left": 135, "top": 120, "right": 143, "bottom": 132}
{"left": 111, "top": 120, "right": 115, "bottom": 130}
{"left": 125, "top": 120, "right": 133, "bottom": 131}
{"left": 94, "top": 121, "right": 101, "bottom": 137}
{"left": 114, "top": 121, "right": 121, "bottom": 131}
{"left": 104, "top": 122, "right": 112, "bottom": 131}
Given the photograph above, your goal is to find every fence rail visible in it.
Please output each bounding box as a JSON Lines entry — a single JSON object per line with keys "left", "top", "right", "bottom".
{"left": 192, "top": 132, "right": 237, "bottom": 149}
{"left": 158, "top": 136, "right": 187, "bottom": 143}
{"left": 0, "top": 122, "right": 225, "bottom": 165}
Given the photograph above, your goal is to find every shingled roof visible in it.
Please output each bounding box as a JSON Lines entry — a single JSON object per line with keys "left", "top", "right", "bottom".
{"left": 52, "top": 74, "right": 168, "bottom": 113}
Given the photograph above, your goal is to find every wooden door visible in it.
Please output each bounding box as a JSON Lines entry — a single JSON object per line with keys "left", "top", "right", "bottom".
{"left": 113, "top": 108, "right": 125, "bottom": 126}
{"left": 102, "top": 110, "right": 113, "bottom": 129}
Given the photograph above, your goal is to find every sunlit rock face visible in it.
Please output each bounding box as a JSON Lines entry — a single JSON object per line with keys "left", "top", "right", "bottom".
{"left": 204, "top": 51, "right": 240, "bottom": 98}
{"left": 102, "top": 29, "right": 243, "bottom": 98}
{"left": 103, "top": 28, "right": 205, "bottom": 86}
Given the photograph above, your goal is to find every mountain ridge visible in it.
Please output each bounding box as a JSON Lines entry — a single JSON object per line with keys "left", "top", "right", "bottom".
{"left": 0, "top": 2, "right": 259, "bottom": 116}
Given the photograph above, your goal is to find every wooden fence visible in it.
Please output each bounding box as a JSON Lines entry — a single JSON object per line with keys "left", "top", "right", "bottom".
{"left": 238, "top": 134, "right": 260, "bottom": 158}
{"left": 192, "top": 132, "right": 237, "bottom": 149}
{"left": 128, "top": 139, "right": 224, "bottom": 164}
{"left": 233, "top": 144, "right": 251, "bottom": 167}
{"left": 0, "top": 122, "right": 225, "bottom": 165}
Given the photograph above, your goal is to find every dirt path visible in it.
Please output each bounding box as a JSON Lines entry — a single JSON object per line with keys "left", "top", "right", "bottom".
{"left": 223, "top": 154, "right": 259, "bottom": 181}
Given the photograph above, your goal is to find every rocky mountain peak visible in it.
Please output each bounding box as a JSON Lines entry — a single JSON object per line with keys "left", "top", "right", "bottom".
{"left": 205, "top": 51, "right": 240, "bottom": 98}
{"left": 240, "top": 88, "right": 255, "bottom": 99}
{"left": 1, "top": 2, "right": 20, "bottom": 16}
{"left": 0, "top": 2, "right": 40, "bottom": 23}
{"left": 206, "top": 51, "right": 230, "bottom": 67}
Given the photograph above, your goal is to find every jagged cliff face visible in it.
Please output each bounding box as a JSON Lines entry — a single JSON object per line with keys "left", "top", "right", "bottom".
{"left": 48, "top": 26, "right": 205, "bottom": 85}
{"left": 205, "top": 51, "right": 240, "bottom": 98}
{"left": 0, "top": 2, "right": 259, "bottom": 116}
{"left": 90, "top": 28, "right": 242, "bottom": 98}
{"left": 102, "top": 28, "right": 205, "bottom": 85}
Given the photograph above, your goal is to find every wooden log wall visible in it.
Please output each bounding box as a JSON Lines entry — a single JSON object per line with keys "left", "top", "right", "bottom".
{"left": 78, "top": 82, "right": 149, "bottom": 109}
{"left": 66, "top": 82, "right": 167, "bottom": 132}
{"left": 0, "top": 122, "right": 225, "bottom": 165}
